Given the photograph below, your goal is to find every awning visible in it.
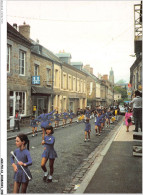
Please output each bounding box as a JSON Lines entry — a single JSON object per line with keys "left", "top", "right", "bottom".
{"left": 32, "top": 86, "right": 54, "bottom": 95}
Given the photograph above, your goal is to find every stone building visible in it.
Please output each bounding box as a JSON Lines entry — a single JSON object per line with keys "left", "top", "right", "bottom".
{"left": 30, "top": 43, "right": 62, "bottom": 116}
{"left": 7, "top": 22, "right": 32, "bottom": 129}
{"left": 56, "top": 52, "right": 87, "bottom": 113}
{"left": 18, "top": 23, "right": 64, "bottom": 116}
{"left": 82, "top": 68, "right": 102, "bottom": 108}
{"left": 100, "top": 75, "right": 114, "bottom": 106}
{"left": 130, "top": 2, "right": 142, "bottom": 95}
{"left": 130, "top": 55, "right": 142, "bottom": 92}
{"left": 114, "top": 93, "right": 122, "bottom": 105}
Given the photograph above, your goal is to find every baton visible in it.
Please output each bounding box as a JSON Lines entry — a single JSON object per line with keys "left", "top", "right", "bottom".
{"left": 10, "top": 151, "right": 32, "bottom": 181}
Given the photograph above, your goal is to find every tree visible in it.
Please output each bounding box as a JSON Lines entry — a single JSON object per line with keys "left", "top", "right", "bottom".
{"left": 114, "top": 86, "right": 128, "bottom": 100}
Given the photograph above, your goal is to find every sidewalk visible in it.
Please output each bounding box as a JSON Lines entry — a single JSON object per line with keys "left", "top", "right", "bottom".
{"left": 7, "top": 117, "right": 79, "bottom": 140}
{"left": 75, "top": 123, "right": 142, "bottom": 193}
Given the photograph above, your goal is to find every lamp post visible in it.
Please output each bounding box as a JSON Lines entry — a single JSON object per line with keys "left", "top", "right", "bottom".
{"left": 113, "top": 84, "right": 114, "bottom": 106}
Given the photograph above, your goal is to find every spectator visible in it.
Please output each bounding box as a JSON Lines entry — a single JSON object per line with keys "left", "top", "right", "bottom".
{"left": 130, "top": 90, "right": 142, "bottom": 132}
{"left": 13, "top": 110, "right": 21, "bottom": 132}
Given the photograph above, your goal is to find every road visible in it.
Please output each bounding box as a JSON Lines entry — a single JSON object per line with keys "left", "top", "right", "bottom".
{"left": 7, "top": 116, "right": 123, "bottom": 193}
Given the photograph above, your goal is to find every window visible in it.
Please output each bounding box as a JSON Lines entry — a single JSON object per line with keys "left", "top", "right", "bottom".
{"left": 84, "top": 81, "right": 86, "bottom": 93}
{"left": 80, "top": 80, "right": 83, "bottom": 93}
{"left": 73, "top": 77, "right": 76, "bottom": 91}
{"left": 63, "top": 74, "right": 67, "bottom": 89}
{"left": 15, "top": 92, "right": 26, "bottom": 115}
{"left": 89, "top": 82, "right": 93, "bottom": 95}
{"left": 7, "top": 45, "right": 11, "bottom": 72}
{"left": 77, "top": 79, "right": 80, "bottom": 92}
{"left": 68, "top": 75, "right": 72, "bottom": 90}
{"left": 34, "top": 64, "right": 39, "bottom": 76}
{"left": 47, "top": 68, "right": 51, "bottom": 85}
{"left": 55, "top": 69, "right": 58, "bottom": 87}
{"left": 19, "top": 50, "right": 25, "bottom": 75}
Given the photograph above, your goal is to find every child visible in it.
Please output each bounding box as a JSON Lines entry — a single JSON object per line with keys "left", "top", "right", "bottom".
{"left": 69, "top": 110, "right": 75, "bottom": 125}
{"left": 84, "top": 119, "right": 91, "bottom": 142}
{"left": 95, "top": 112, "right": 102, "bottom": 136}
{"left": 85, "top": 108, "right": 91, "bottom": 120}
{"left": 37, "top": 109, "right": 56, "bottom": 140}
{"left": 106, "top": 109, "right": 112, "bottom": 128}
{"left": 62, "top": 110, "right": 69, "bottom": 127}
{"left": 54, "top": 111, "right": 60, "bottom": 129}
{"left": 41, "top": 126, "right": 57, "bottom": 183}
{"left": 77, "top": 113, "right": 85, "bottom": 123}
{"left": 10, "top": 134, "right": 32, "bottom": 193}
{"left": 30, "top": 115, "right": 38, "bottom": 137}
{"left": 125, "top": 107, "right": 132, "bottom": 132}
{"left": 13, "top": 110, "right": 21, "bottom": 132}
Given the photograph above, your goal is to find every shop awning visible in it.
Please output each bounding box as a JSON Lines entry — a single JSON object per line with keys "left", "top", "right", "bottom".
{"left": 32, "top": 86, "right": 54, "bottom": 95}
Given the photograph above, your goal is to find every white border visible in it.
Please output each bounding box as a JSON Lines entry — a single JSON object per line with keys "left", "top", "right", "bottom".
{"left": 0, "top": 0, "right": 7, "bottom": 194}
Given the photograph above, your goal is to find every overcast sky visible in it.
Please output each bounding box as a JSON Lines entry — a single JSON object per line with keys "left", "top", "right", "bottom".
{"left": 7, "top": 1, "right": 140, "bottom": 83}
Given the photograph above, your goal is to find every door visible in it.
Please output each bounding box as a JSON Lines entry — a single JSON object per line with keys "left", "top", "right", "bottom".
{"left": 9, "top": 96, "right": 15, "bottom": 128}
{"left": 37, "top": 98, "right": 44, "bottom": 116}
{"left": 69, "top": 101, "right": 74, "bottom": 112}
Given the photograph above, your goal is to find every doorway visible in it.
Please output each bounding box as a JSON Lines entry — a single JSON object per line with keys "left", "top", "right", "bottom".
{"left": 9, "top": 96, "right": 15, "bottom": 128}
{"left": 37, "top": 98, "right": 44, "bottom": 116}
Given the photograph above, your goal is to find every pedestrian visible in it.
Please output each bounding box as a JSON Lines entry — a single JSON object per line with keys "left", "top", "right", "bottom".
{"left": 85, "top": 108, "right": 91, "bottom": 120}
{"left": 54, "top": 111, "right": 60, "bottom": 129}
{"left": 124, "top": 107, "right": 133, "bottom": 132}
{"left": 130, "top": 90, "right": 142, "bottom": 132}
{"left": 114, "top": 107, "right": 118, "bottom": 121}
{"left": 41, "top": 126, "right": 57, "bottom": 183}
{"left": 69, "top": 110, "right": 75, "bottom": 125}
{"left": 106, "top": 109, "right": 112, "bottom": 128}
{"left": 36, "top": 108, "right": 56, "bottom": 140}
{"left": 76, "top": 108, "right": 81, "bottom": 117}
{"left": 13, "top": 110, "right": 21, "bottom": 132}
{"left": 95, "top": 112, "right": 102, "bottom": 136}
{"left": 100, "top": 110, "right": 106, "bottom": 131}
{"left": 62, "top": 109, "right": 69, "bottom": 127}
{"left": 30, "top": 115, "right": 38, "bottom": 137}
{"left": 84, "top": 119, "right": 91, "bottom": 142}
{"left": 10, "top": 133, "right": 32, "bottom": 193}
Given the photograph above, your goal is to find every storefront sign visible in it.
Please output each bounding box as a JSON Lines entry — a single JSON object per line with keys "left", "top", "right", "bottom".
{"left": 32, "top": 76, "right": 40, "bottom": 84}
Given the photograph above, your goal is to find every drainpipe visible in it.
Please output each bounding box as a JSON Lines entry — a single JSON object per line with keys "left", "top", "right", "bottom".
{"left": 51, "top": 61, "right": 54, "bottom": 111}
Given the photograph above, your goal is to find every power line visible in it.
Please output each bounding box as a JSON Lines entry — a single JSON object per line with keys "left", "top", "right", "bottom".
{"left": 7, "top": 15, "right": 118, "bottom": 23}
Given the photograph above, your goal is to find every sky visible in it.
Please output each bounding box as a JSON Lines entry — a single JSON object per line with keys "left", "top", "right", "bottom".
{"left": 7, "top": 0, "right": 140, "bottom": 83}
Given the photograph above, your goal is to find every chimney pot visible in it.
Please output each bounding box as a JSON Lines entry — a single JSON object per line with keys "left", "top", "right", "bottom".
{"left": 13, "top": 23, "right": 17, "bottom": 30}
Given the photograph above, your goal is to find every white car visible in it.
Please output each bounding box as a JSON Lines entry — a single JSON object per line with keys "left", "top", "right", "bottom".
{"left": 119, "top": 107, "right": 126, "bottom": 114}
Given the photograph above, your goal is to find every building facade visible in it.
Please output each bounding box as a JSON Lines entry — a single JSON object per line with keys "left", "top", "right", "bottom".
{"left": 55, "top": 52, "right": 87, "bottom": 113}
{"left": 7, "top": 22, "right": 32, "bottom": 128}
{"left": 130, "top": 2, "right": 142, "bottom": 95}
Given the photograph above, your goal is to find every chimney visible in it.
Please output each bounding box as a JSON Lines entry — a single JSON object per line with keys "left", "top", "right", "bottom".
{"left": 102, "top": 75, "right": 108, "bottom": 81}
{"left": 13, "top": 23, "right": 17, "bottom": 30}
{"left": 19, "top": 22, "right": 30, "bottom": 40}
{"left": 36, "top": 39, "right": 39, "bottom": 44}
{"left": 84, "top": 64, "right": 93, "bottom": 74}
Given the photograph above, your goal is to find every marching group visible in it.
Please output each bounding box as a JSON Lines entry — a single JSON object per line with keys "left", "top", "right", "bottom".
{"left": 10, "top": 89, "right": 142, "bottom": 194}
{"left": 10, "top": 106, "right": 119, "bottom": 193}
